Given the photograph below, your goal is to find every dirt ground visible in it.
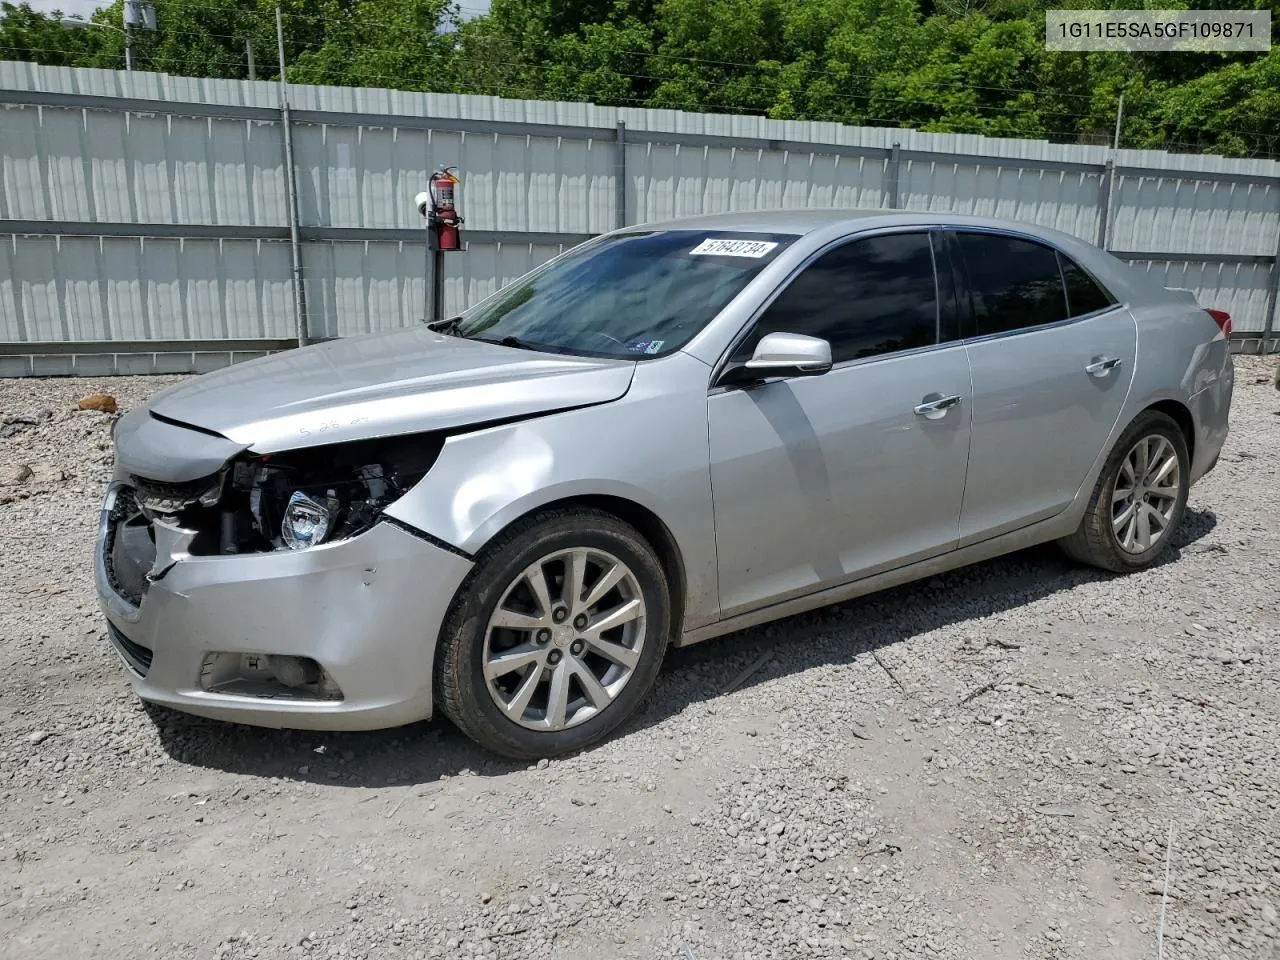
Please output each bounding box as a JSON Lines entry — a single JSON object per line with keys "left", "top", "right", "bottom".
{"left": 1, "top": 356, "right": 1277, "bottom": 960}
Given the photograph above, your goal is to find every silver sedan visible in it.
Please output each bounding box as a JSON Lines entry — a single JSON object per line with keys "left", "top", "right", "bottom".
{"left": 96, "top": 210, "right": 1234, "bottom": 758}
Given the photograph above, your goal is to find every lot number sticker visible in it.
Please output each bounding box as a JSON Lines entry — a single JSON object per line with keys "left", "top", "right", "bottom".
{"left": 689, "top": 238, "right": 778, "bottom": 258}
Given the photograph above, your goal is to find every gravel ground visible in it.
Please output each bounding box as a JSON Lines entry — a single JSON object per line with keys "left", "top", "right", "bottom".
{"left": 1, "top": 357, "right": 1277, "bottom": 960}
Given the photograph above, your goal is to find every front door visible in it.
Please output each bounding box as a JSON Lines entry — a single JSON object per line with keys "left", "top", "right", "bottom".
{"left": 948, "top": 230, "right": 1137, "bottom": 544}
{"left": 707, "top": 231, "right": 974, "bottom": 619}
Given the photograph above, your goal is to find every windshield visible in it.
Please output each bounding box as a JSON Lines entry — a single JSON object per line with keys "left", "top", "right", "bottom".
{"left": 452, "top": 230, "right": 795, "bottom": 359}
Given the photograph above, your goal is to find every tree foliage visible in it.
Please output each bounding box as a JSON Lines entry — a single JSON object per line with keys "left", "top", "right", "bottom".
{"left": 2, "top": 0, "right": 1276, "bottom": 156}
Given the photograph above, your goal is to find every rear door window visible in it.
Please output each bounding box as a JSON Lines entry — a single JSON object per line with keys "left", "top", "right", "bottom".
{"left": 1058, "top": 254, "right": 1117, "bottom": 317}
{"left": 954, "top": 232, "right": 1069, "bottom": 335}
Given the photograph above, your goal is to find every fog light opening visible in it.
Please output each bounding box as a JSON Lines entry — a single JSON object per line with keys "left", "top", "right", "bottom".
{"left": 269, "top": 654, "right": 320, "bottom": 688}
{"left": 199, "top": 652, "right": 344, "bottom": 701}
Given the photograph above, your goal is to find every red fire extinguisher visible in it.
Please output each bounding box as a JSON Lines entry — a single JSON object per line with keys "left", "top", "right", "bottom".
{"left": 428, "top": 166, "right": 463, "bottom": 251}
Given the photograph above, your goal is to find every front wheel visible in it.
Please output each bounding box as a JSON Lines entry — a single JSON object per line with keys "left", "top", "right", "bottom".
{"left": 1059, "top": 410, "right": 1190, "bottom": 573}
{"left": 435, "top": 507, "right": 671, "bottom": 760}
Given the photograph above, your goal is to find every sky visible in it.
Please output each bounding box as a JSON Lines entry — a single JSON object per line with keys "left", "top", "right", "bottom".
{"left": 27, "top": 0, "right": 106, "bottom": 15}
{"left": 24, "top": 0, "right": 492, "bottom": 19}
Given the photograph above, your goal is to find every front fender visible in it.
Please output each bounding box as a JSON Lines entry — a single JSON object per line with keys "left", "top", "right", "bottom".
{"left": 382, "top": 353, "right": 721, "bottom": 630}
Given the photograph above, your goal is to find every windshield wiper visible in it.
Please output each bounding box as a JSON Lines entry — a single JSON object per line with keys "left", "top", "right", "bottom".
{"left": 473, "top": 334, "right": 581, "bottom": 356}
{"left": 476, "top": 334, "right": 539, "bottom": 351}
{"left": 425, "top": 315, "right": 463, "bottom": 334}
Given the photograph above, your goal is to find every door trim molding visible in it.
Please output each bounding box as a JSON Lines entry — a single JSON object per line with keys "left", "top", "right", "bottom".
{"left": 676, "top": 506, "right": 1078, "bottom": 647}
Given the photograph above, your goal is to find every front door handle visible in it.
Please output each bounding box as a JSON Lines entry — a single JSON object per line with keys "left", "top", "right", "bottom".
{"left": 914, "top": 394, "right": 963, "bottom": 419}
{"left": 1085, "top": 356, "right": 1123, "bottom": 377}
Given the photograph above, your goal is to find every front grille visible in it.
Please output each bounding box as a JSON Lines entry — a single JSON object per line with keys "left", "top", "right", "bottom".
{"left": 107, "top": 622, "right": 153, "bottom": 677}
{"left": 131, "top": 473, "right": 220, "bottom": 514}
{"left": 103, "top": 487, "right": 155, "bottom": 606}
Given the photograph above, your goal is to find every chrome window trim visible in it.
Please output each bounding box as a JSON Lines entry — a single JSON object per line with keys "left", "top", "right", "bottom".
{"left": 956, "top": 302, "right": 1130, "bottom": 349}
{"left": 707, "top": 336, "right": 969, "bottom": 396}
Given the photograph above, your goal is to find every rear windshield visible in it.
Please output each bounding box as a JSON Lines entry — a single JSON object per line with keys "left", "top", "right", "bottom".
{"left": 452, "top": 230, "right": 795, "bottom": 359}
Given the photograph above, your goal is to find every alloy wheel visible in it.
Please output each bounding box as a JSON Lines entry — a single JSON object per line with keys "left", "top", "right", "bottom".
{"left": 1111, "top": 434, "right": 1181, "bottom": 554}
{"left": 481, "top": 548, "right": 647, "bottom": 731}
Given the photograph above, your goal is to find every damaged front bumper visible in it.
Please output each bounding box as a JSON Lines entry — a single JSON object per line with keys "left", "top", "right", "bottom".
{"left": 94, "top": 483, "right": 473, "bottom": 731}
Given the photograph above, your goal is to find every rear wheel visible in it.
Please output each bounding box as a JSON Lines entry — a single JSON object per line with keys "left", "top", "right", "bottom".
{"left": 435, "top": 508, "right": 671, "bottom": 760}
{"left": 1059, "top": 410, "right": 1190, "bottom": 573}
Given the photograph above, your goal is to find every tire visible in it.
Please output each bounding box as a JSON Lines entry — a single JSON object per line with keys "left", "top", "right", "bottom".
{"left": 1059, "top": 410, "right": 1190, "bottom": 573}
{"left": 435, "top": 507, "right": 672, "bottom": 760}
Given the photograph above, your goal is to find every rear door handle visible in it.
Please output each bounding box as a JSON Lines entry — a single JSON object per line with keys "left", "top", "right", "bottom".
{"left": 1085, "top": 357, "right": 1122, "bottom": 377}
{"left": 914, "top": 394, "right": 963, "bottom": 419}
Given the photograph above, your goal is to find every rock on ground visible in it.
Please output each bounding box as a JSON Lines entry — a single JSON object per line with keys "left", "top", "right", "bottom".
{"left": 0, "top": 358, "right": 1277, "bottom": 960}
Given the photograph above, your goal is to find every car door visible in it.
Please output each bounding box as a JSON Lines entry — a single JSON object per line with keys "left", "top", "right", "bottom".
{"left": 949, "top": 230, "right": 1137, "bottom": 545}
{"left": 707, "top": 230, "right": 974, "bottom": 619}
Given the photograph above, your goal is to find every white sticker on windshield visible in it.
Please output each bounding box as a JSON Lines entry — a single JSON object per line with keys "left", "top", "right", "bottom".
{"left": 689, "top": 238, "right": 778, "bottom": 258}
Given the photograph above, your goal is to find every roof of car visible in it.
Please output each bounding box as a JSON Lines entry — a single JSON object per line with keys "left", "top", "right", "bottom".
{"left": 621, "top": 208, "right": 890, "bottom": 235}
{"left": 623, "top": 208, "right": 1091, "bottom": 237}
{"left": 621, "top": 208, "right": 1168, "bottom": 305}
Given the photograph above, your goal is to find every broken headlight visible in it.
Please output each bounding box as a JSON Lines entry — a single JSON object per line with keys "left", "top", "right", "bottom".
{"left": 281, "top": 491, "right": 336, "bottom": 550}
{"left": 185, "top": 433, "right": 444, "bottom": 556}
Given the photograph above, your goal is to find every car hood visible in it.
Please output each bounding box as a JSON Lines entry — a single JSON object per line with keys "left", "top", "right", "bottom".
{"left": 146, "top": 326, "right": 637, "bottom": 454}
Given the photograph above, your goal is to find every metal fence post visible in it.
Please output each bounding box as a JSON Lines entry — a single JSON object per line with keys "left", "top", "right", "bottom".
{"left": 615, "top": 121, "right": 627, "bottom": 230}
{"left": 1263, "top": 215, "right": 1280, "bottom": 354}
{"left": 277, "top": 5, "right": 308, "bottom": 347}
{"left": 886, "top": 142, "right": 901, "bottom": 209}
{"left": 1102, "top": 96, "right": 1123, "bottom": 252}
{"left": 1097, "top": 159, "right": 1114, "bottom": 250}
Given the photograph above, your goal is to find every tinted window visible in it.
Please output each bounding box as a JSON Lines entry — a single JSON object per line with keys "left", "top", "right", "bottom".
{"left": 734, "top": 232, "right": 938, "bottom": 365}
{"left": 453, "top": 230, "right": 793, "bottom": 360}
{"left": 955, "top": 233, "right": 1068, "bottom": 335}
{"left": 1059, "top": 254, "right": 1116, "bottom": 317}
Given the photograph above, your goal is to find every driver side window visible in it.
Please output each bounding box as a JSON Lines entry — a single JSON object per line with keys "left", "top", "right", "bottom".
{"left": 732, "top": 232, "right": 940, "bottom": 365}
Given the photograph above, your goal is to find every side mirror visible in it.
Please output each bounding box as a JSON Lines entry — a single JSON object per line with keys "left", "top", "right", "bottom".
{"left": 721, "top": 332, "right": 833, "bottom": 386}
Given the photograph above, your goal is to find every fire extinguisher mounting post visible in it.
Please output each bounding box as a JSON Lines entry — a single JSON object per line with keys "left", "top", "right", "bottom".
{"left": 431, "top": 243, "right": 446, "bottom": 329}
{"left": 418, "top": 166, "right": 464, "bottom": 327}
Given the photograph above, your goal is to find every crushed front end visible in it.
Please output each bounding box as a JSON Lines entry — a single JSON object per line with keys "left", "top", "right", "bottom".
{"left": 94, "top": 408, "right": 473, "bottom": 731}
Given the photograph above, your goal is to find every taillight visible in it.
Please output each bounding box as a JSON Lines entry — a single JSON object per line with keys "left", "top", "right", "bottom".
{"left": 1206, "top": 308, "right": 1232, "bottom": 339}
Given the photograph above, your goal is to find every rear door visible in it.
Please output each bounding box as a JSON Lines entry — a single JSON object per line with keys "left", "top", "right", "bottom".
{"left": 707, "top": 230, "right": 974, "bottom": 617}
{"left": 949, "top": 230, "right": 1136, "bottom": 544}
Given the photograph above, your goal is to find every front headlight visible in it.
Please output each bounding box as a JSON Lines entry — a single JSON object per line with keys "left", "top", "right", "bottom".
{"left": 191, "top": 432, "right": 447, "bottom": 555}
{"left": 281, "top": 491, "right": 336, "bottom": 550}
{"left": 166, "top": 432, "right": 447, "bottom": 557}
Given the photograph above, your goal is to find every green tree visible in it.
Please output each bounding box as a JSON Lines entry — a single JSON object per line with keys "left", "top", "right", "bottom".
{"left": 1153, "top": 48, "right": 1280, "bottom": 155}
{"left": 0, "top": 1, "right": 101, "bottom": 66}
{"left": 287, "top": 0, "right": 456, "bottom": 90}
{"left": 1, "top": 0, "right": 1276, "bottom": 157}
